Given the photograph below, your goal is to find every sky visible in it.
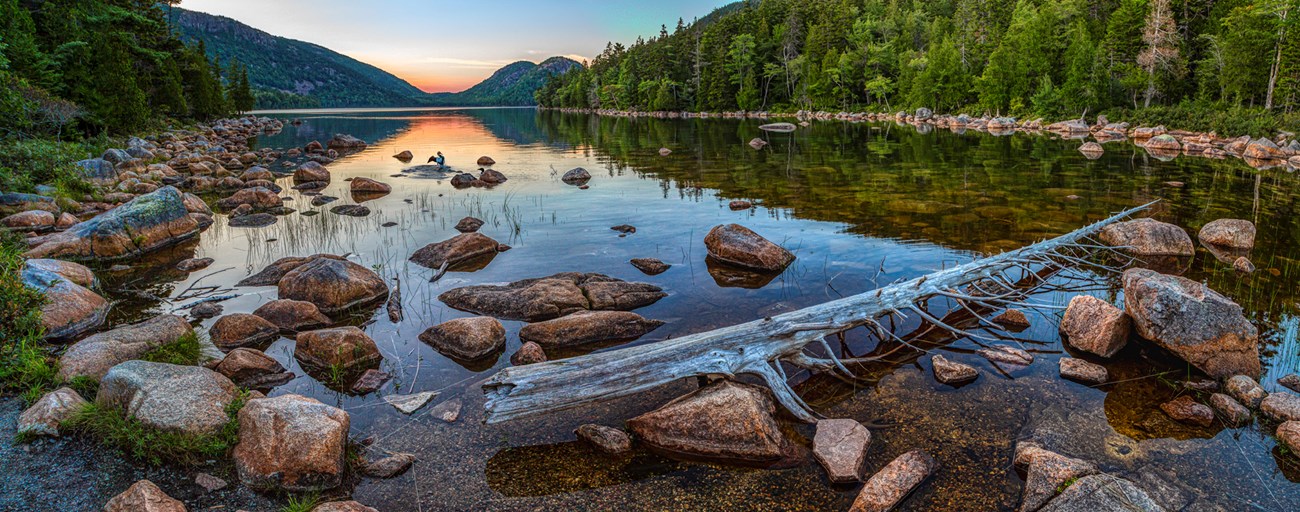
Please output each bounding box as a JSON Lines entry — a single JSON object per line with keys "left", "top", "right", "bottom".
{"left": 180, "top": 0, "right": 732, "bottom": 93}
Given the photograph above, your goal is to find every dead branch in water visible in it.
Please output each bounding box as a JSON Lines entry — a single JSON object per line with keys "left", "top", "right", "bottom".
{"left": 481, "top": 202, "right": 1154, "bottom": 424}
{"left": 387, "top": 275, "right": 403, "bottom": 322}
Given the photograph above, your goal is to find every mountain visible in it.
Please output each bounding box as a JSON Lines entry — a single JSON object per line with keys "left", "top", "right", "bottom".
{"left": 170, "top": 7, "right": 581, "bottom": 109}
{"left": 430, "top": 57, "right": 582, "bottom": 107}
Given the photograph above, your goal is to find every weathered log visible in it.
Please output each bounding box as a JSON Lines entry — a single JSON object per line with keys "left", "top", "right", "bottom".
{"left": 482, "top": 203, "right": 1154, "bottom": 424}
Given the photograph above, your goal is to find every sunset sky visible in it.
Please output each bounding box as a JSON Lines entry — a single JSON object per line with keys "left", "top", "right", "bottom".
{"left": 180, "top": 0, "right": 731, "bottom": 93}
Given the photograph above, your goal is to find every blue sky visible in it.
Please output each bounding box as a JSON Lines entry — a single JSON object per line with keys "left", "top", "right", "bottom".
{"left": 180, "top": 0, "right": 732, "bottom": 92}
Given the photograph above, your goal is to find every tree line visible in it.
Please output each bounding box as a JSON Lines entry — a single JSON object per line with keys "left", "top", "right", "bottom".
{"left": 536, "top": 0, "right": 1298, "bottom": 132}
{"left": 0, "top": 0, "right": 256, "bottom": 138}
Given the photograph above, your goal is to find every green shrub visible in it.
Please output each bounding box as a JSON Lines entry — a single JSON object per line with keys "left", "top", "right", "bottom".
{"left": 0, "top": 137, "right": 109, "bottom": 195}
{"left": 0, "top": 232, "right": 57, "bottom": 400}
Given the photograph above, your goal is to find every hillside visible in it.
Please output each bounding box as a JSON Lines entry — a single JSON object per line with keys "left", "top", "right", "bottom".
{"left": 430, "top": 57, "right": 582, "bottom": 107}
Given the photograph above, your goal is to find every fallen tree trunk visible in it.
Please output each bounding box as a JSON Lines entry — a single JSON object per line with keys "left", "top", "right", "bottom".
{"left": 483, "top": 203, "right": 1153, "bottom": 424}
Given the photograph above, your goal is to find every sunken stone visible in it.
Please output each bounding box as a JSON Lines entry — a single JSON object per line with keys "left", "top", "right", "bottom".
{"left": 931, "top": 355, "right": 978, "bottom": 385}
{"left": 384, "top": 391, "right": 438, "bottom": 414}
{"left": 430, "top": 399, "right": 462, "bottom": 423}
{"left": 849, "top": 450, "right": 937, "bottom": 512}
{"left": 518, "top": 311, "right": 663, "bottom": 348}
{"left": 977, "top": 345, "right": 1033, "bottom": 369}
{"left": 361, "top": 452, "right": 415, "bottom": 479}
{"left": 419, "top": 316, "right": 506, "bottom": 361}
{"left": 576, "top": 424, "right": 631, "bottom": 455}
{"left": 1058, "top": 357, "right": 1108, "bottom": 384}
{"left": 1160, "top": 395, "right": 1214, "bottom": 427}
{"left": 1037, "top": 474, "right": 1163, "bottom": 512}
{"left": 1013, "top": 443, "right": 1099, "bottom": 512}
{"left": 812, "top": 419, "right": 870, "bottom": 483}
{"left": 627, "top": 380, "right": 790, "bottom": 465}
{"left": 350, "top": 369, "right": 392, "bottom": 394}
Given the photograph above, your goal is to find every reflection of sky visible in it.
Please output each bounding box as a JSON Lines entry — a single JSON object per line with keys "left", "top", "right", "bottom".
{"left": 178, "top": 0, "right": 731, "bottom": 92}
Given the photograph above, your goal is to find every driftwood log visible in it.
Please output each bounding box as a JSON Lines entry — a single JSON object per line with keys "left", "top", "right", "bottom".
{"left": 482, "top": 203, "right": 1153, "bottom": 424}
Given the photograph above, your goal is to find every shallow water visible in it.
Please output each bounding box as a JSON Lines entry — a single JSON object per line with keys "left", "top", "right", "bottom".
{"left": 73, "top": 109, "right": 1300, "bottom": 509}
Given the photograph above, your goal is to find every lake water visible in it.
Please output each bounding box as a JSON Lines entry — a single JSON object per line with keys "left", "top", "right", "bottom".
{"left": 87, "top": 108, "right": 1300, "bottom": 510}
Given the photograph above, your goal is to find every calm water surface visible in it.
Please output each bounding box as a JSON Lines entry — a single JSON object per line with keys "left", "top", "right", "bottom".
{"left": 100, "top": 108, "right": 1300, "bottom": 510}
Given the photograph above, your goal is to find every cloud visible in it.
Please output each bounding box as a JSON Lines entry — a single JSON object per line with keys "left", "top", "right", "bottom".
{"left": 414, "top": 57, "right": 519, "bottom": 69}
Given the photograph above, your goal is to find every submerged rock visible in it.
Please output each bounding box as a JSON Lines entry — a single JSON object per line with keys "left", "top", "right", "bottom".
{"left": 97, "top": 361, "right": 238, "bottom": 436}
{"left": 294, "top": 327, "right": 382, "bottom": 373}
{"left": 1013, "top": 443, "right": 1098, "bottom": 512}
{"left": 1058, "top": 358, "right": 1108, "bottom": 384}
{"left": 234, "top": 394, "right": 350, "bottom": 492}
{"left": 849, "top": 450, "right": 938, "bottom": 512}
{"left": 58, "top": 315, "right": 193, "bottom": 382}
{"left": 704, "top": 224, "right": 796, "bottom": 272}
{"left": 931, "top": 355, "right": 978, "bottom": 385}
{"left": 104, "top": 480, "right": 185, "bottom": 512}
{"left": 384, "top": 391, "right": 438, "bottom": 414}
{"left": 519, "top": 311, "right": 663, "bottom": 348}
{"left": 977, "top": 345, "right": 1034, "bottom": 370}
{"left": 1122, "top": 268, "right": 1260, "bottom": 379}
{"left": 1037, "top": 474, "right": 1163, "bottom": 511}
{"left": 350, "top": 369, "right": 391, "bottom": 394}
{"left": 1159, "top": 395, "right": 1214, "bottom": 427}
{"left": 630, "top": 257, "right": 671, "bottom": 275}
{"left": 330, "top": 204, "right": 370, "bottom": 217}
{"left": 1060, "top": 295, "right": 1130, "bottom": 358}
{"left": 228, "top": 213, "right": 277, "bottom": 228}
{"left": 439, "top": 272, "right": 664, "bottom": 321}
{"left": 813, "top": 419, "right": 870, "bottom": 483}
{"left": 278, "top": 257, "right": 389, "bottom": 315}
{"left": 429, "top": 398, "right": 462, "bottom": 423}
{"left": 1197, "top": 218, "right": 1256, "bottom": 250}
{"left": 627, "top": 380, "right": 790, "bottom": 465}
{"left": 18, "top": 387, "right": 88, "bottom": 438}
{"left": 1098, "top": 218, "right": 1194, "bottom": 257}
{"left": 176, "top": 257, "right": 214, "bottom": 272}
{"left": 418, "top": 316, "right": 506, "bottom": 361}
{"left": 210, "top": 313, "right": 280, "bottom": 350}
{"left": 409, "top": 232, "right": 500, "bottom": 269}
{"left": 361, "top": 452, "right": 415, "bottom": 479}
{"left": 576, "top": 424, "right": 632, "bottom": 455}
{"left": 214, "top": 348, "right": 294, "bottom": 389}
{"left": 25, "top": 186, "right": 199, "bottom": 261}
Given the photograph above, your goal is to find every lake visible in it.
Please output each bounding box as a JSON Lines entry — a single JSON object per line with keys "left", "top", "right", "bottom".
{"left": 59, "top": 108, "right": 1300, "bottom": 510}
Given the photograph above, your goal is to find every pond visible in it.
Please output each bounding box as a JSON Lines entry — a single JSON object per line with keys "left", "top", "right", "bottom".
{"left": 45, "top": 108, "right": 1300, "bottom": 510}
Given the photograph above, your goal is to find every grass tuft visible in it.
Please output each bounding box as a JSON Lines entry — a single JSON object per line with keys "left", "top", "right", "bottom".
{"left": 141, "top": 331, "right": 204, "bottom": 366}
{"left": 62, "top": 389, "right": 250, "bottom": 466}
{"left": 280, "top": 493, "right": 321, "bottom": 512}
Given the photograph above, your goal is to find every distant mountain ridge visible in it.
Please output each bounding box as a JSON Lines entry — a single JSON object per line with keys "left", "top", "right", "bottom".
{"left": 170, "top": 7, "right": 580, "bottom": 109}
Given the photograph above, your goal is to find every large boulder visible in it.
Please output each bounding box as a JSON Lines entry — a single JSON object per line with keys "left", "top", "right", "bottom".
{"left": 294, "top": 327, "right": 382, "bottom": 373}
{"left": 1197, "top": 219, "right": 1256, "bottom": 250}
{"left": 74, "top": 158, "right": 118, "bottom": 184}
{"left": 326, "top": 134, "right": 367, "bottom": 150}
{"left": 704, "top": 224, "right": 795, "bottom": 272}
{"left": 349, "top": 177, "right": 391, "bottom": 194}
{"left": 210, "top": 314, "right": 280, "bottom": 350}
{"left": 234, "top": 394, "right": 350, "bottom": 492}
{"left": 25, "top": 186, "right": 199, "bottom": 261}
{"left": 103, "top": 480, "right": 186, "bottom": 512}
{"left": 409, "top": 233, "right": 500, "bottom": 269}
{"left": 417, "top": 316, "right": 505, "bottom": 361}
{"left": 18, "top": 387, "right": 88, "bottom": 438}
{"left": 849, "top": 450, "right": 938, "bottom": 512}
{"left": 518, "top": 311, "right": 663, "bottom": 348}
{"left": 26, "top": 258, "right": 95, "bottom": 287}
{"left": 293, "top": 161, "right": 331, "bottom": 183}
{"left": 439, "top": 272, "right": 664, "bottom": 321}
{"left": 252, "top": 299, "right": 331, "bottom": 333}
{"left": 1098, "top": 218, "right": 1193, "bottom": 257}
{"left": 278, "top": 257, "right": 389, "bottom": 315}
{"left": 1144, "top": 134, "right": 1181, "bottom": 151}
{"left": 627, "top": 380, "right": 791, "bottom": 465}
{"left": 1242, "top": 137, "right": 1284, "bottom": 160}
{"left": 1059, "top": 295, "right": 1130, "bottom": 358}
{"left": 57, "top": 315, "right": 193, "bottom": 382}
{"left": 22, "top": 262, "right": 107, "bottom": 341}
{"left": 213, "top": 348, "right": 294, "bottom": 389}
{"left": 97, "top": 361, "right": 238, "bottom": 436}
{"left": 236, "top": 254, "right": 344, "bottom": 287}
{"left": 1122, "top": 268, "right": 1260, "bottom": 379}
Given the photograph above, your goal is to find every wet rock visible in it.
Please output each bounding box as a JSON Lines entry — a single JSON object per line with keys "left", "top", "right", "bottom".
{"left": 350, "top": 177, "right": 391, "bottom": 194}
{"left": 293, "top": 161, "right": 331, "bottom": 183}
{"left": 849, "top": 450, "right": 938, "bottom": 512}
{"left": 477, "top": 156, "right": 496, "bottom": 166}
{"left": 418, "top": 316, "right": 506, "bottom": 361}
{"left": 479, "top": 169, "right": 507, "bottom": 183}
{"left": 190, "top": 302, "right": 223, "bottom": 320}
{"left": 1038, "top": 474, "right": 1163, "bottom": 511}
{"left": 293, "top": 181, "right": 328, "bottom": 191}
{"left": 1226, "top": 375, "right": 1267, "bottom": 408}
{"left": 576, "top": 424, "right": 631, "bottom": 455}
{"left": 1078, "top": 142, "right": 1104, "bottom": 157}
{"left": 1209, "top": 393, "right": 1251, "bottom": 425}
{"left": 704, "top": 224, "right": 795, "bottom": 272}
{"left": 1013, "top": 443, "right": 1098, "bottom": 512}
{"left": 1243, "top": 137, "right": 1284, "bottom": 160}
{"left": 1098, "top": 219, "right": 1194, "bottom": 260}
{"left": 1277, "top": 421, "right": 1300, "bottom": 456}
{"left": 992, "top": 309, "right": 1031, "bottom": 329}
{"left": 253, "top": 299, "right": 332, "bottom": 333}
{"left": 1060, "top": 295, "right": 1130, "bottom": 358}
{"left": 439, "top": 272, "right": 663, "bottom": 321}
{"left": 1197, "top": 218, "right": 1255, "bottom": 250}
{"left": 1160, "top": 395, "right": 1214, "bottom": 427}
{"left": 228, "top": 213, "right": 277, "bottom": 228}
{"left": 210, "top": 314, "right": 280, "bottom": 350}
{"left": 58, "top": 315, "right": 193, "bottom": 382}
{"left": 361, "top": 452, "right": 415, "bottom": 479}
{"left": 384, "top": 391, "right": 438, "bottom": 414}
{"left": 25, "top": 186, "right": 199, "bottom": 261}
{"left": 977, "top": 345, "right": 1034, "bottom": 369}
{"left": 511, "top": 341, "right": 547, "bottom": 365}
{"left": 234, "top": 394, "right": 350, "bottom": 492}
{"left": 313, "top": 501, "right": 378, "bottom": 512}
{"left": 1122, "top": 268, "right": 1260, "bottom": 379}
{"left": 813, "top": 419, "right": 870, "bottom": 483}
{"left": 104, "top": 480, "right": 185, "bottom": 512}
{"left": 349, "top": 369, "right": 391, "bottom": 394}
{"left": 98, "top": 361, "right": 238, "bottom": 436}
{"left": 749, "top": 138, "right": 768, "bottom": 149}
{"left": 627, "top": 380, "right": 790, "bottom": 465}
{"left": 610, "top": 224, "right": 636, "bottom": 234}
{"left": 394, "top": 150, "right": 414, "bottom": 161}
{"left": 630, "top": 257, "right": 670, "bottom": 275}
{"left": 1261, "top": 391, "right": 1300, "bottom": 422}
{"left": 18, "top": 387, "right": 88, "bottom": 437}
{"left": 214, "top": 348, "right": 294, "bottom": 389}
{"left": 327, "top": 134, "right": 367, "bottom": 150}
{"left": 1144, "top": 134, "right": 1181, "bottom": 151}
{"left": 931, "top": 355, "right": 978, "bottom": 385}
{"left": 176, "top": 257, "right": 214, "bottom": 272}
{"left": 217, "top": 187, "right": 282, "bottom": 211}
{"left": 561, "top": 167, "right": 591, "bottom": 184}
{"left": 1233, "top": 256, "right": 1255, "bottom": 273}
{"left": 728, "top": 200, "right": 753, "bottom": 210}
{"left": 1280, "top": 373, "right": 1300, "bottom": 393}
{"left": 409, "top": 232, "right": 500, "bottom": 269}
{"left": 430, "top": 398, "right": 462, "bottom": 423}
{"left": 519, "top": 311, "right": 663, "bottom": 348}
{"left": 454, "top": 216, "right": 484, "bottom": 233}
{"left": 237, "top": 254, "right": 344, "bottom": 287}
{"left": 330, "top": 204, "right": 370, "bottom": 217}
{"left": 22, "top": 262, "right": 107, "bottom": 341}
{"left": 295, "top": 327, "right": 382, "bottom": 373}
{"left": 1058, "top": 357, "right": 1107, "bottom": 384}
{"left": 449, "top": 173, "right": 476, "bottom": 187}
{"left": 195, "top": 473, "right": 227, "bottom": 493}
{"left": 278, "top": 257, "right": 389, "bottom": 315}
{"left": 1, "top": 210, "right": 55, "bottom": 232}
